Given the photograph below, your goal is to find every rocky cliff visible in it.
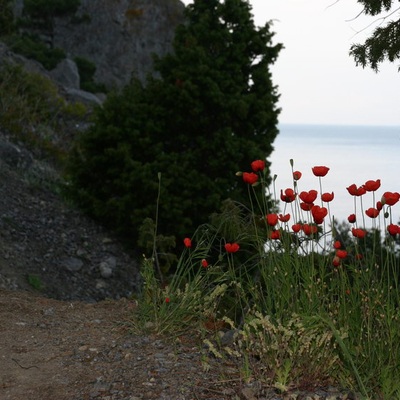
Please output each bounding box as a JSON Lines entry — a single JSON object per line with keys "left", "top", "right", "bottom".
{"left": 12, "top": 0, "right": 186, "bottom": 90}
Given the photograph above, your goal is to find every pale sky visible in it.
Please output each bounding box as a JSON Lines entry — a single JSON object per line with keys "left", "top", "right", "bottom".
{"left": 180, "top": 0, "right": 400, "bottom": 126}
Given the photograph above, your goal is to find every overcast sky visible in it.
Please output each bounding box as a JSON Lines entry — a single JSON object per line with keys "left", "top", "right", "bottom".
{"left": 180, "top": 0, "right": 400, "bottom": 126}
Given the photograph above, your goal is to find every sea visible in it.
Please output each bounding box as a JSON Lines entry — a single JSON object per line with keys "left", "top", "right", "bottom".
{"left": 269, "top": 124, "right": 400, "bottom": 226}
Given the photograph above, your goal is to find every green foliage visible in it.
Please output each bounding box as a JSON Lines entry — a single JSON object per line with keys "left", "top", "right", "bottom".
{"left": 27, "top": 274, "right": 44, "bottom": 291}
{"left": 6, "top": 34, "right": 66, "bottom": 70}
{"left": 23, "top": 0, "right": 80, "bottom": 26}
{"left": 74, "top": 56, "right": 107, "bottom": 93}
{"left": 349, "top": 0, "right": 400, "bottom": 71}
{"left": 0, "top": 63, "right": 62, "bottom": 131}
{"left": 0, "top": 63, "right": 87, "bottom": 164}
{"left": 0, "top": 0, "right": 15, "bottom": 36}
{"left": 67, "top": 0, "right": 282, "bottom": 251}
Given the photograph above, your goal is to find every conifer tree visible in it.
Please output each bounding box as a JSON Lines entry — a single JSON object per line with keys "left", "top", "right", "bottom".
{"left": 349, "top": 0, "right": 400, "bottom": 71}
{"left": 67, "top": 0, "right": 282, "bottom": 247}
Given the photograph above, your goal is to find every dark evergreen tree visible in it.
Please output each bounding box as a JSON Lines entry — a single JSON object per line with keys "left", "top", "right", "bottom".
{"left": 67, "top": 0, "right": 282, "bottom": 248}
{"left": 349, "top": 0, "right": 400, "bottom": 71}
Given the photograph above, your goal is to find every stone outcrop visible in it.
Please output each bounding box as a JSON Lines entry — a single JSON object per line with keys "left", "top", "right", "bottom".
{"left": 51, "top": 0, "right": 185, "bottom": 89}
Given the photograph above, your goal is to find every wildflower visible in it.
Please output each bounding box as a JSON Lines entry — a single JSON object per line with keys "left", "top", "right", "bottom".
{"left": 183, "top": 237, "right": 192, "bottom": 248}
{"left": 336, "top": 249, "right": 348, "bottom": 259}
{"left": 270, "top": 230, "right": 280, "bottom": 240}
{"left": 381, "top": 191, "right": 400, "bottom": 206}
{"left": 300, "top": 202, "right": 313, "bottom": 211}
{"left": 302, "top": 224, "right": 318, "bottom": 236}
{"left": 311, "top": 205, "right": 328, "bottom": 224}
{"left": 365, "top": 207, "right": 380, "bottom": 218}
{"left": 293, "top": 171, "right": 302, "bottom": 181}
{"left": 280, "top": 188, "right": 296, "bottom": 203}
{"left": 346, "top": 184, "right": 366, "bottom": 196}
{"left": 278, "top": 213, "right": 290, "bottom": 223}
{"left": 165, "top": 297, "right": 170, "bottom": 303}
{"left": 333, "top": 240, "right": 342, "bottom": 249}
{"left": 332, "top": 256, "right": 341, "bottom": 267}
{"left": 363, "top": 179, "right": 381, "bottom": 192}
{"left": 352, "top": 228, "right": 366, "bottom": 239}
{"left": 242, "top": 172, "right": 258, "bottom": 185}
{"left": 387, "top": 224, "right": 400, "bottom": 237}
{"left": 312, "top": 166, "right": 330, "bottom": 177}
{"left": 348, "top": 214, "right": 356, "bottom": 223}
{"left": 299, "top": 190, "right": 318, "bottom": 204}
{"left": 266, "top": 213, "right": 279, "bottom": 226}
{"left": 201, "top": 259, "right": 209, "bottom": 268}
{"left": 292, "top": 223, "right": 302, "bottom": 233}
{"left": 321, "top": 192, "right": 334, "bottom": 202}
{"left": 376, "top": 201, "right": 383, "bottom": 211}
{"left": 225, "top": 243, "right": 240, "bottom": 253}
{"left": 251, "top": 159, "right": 265, "bottom": 172}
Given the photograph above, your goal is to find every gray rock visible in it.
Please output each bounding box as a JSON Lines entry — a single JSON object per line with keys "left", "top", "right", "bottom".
{"left": 52, "top": 0, "right": 185, "bottom": 89}
{"left": 61, "top": 257, "right": 84, "bottom": 272}
{"left": 65, "top": 88, "right": 103, "bottom": 106}
{"left": 0, "top": 139, "right": 33, "bottom": 170}
{"left": 99, "top": 256, "right": 117, "bottom": 278}
{"left": 50, "top": 58, "right": 80, "bottom": 89}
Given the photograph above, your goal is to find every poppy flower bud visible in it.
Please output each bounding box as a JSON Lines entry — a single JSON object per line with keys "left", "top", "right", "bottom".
{"left": 348, "top": 214, "right": 356, "bottom": 223}
{"left": 293, "top": 171, "right": 302, "bottom": 181}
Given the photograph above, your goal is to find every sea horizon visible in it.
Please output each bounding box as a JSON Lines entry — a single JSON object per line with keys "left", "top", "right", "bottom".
{"left": 269, "top": 123, "right": 400, "bottom": 226}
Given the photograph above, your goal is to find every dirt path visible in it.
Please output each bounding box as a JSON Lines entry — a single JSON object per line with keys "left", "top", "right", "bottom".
{"left": 0, "top": 289, "right": 358, "bottom": 400}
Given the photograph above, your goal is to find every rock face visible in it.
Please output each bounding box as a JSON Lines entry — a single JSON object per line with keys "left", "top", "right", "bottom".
{"left": 52, "top": 0, "right": 185, "bottom": 88}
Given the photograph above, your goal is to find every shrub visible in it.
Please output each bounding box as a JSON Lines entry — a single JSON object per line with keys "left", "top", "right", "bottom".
{"left": 6, "top": 34, "right": 66, "bottom": 70}
{"left": 74, "top": 56, "right": 107, "bottom": 93}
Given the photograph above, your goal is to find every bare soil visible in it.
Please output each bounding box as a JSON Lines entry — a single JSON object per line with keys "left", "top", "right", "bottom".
{"left": 0, "top": 288, "right": 361, "bottom": 400}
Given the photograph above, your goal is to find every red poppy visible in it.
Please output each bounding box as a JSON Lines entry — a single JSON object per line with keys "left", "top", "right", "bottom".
{"left": 299, "top": 190, "right": 318, "bottom": 204}
{"left": 312, "top": 166, "right": 330, "bottom": 177}
{"left": 278, "top": 213, "right": 290, "bottom": 223}
{"left": 293, "top": 171, "right": 302, "bottom": 181}
{"left": 363, "top": 179, "right": 381, "bottom": 192}
{"left": 266, "top": 213, "right": 279, "bottom": 226}
{"left": 280, "top": 188, "right": 296, "bottom": 203}
{"left": 225, "top": 243, "right": 240, "bottom": 253}
{"left": 183, "top": 237, "right": 192, "bottom": 248}
{"left": 300, "top": 202, "right": 314, "bottom": 211}
{"left": 336, "top": 249, "right": 348, "bottom": 259}
{"left": 165, "top": 297, "right": 170, "bottom": 303}
{"left": 332, "top": 256, "right": 341, "bottom": 267}
{"left": 365, "top": 207, "right": 380, "bottom": 218}
{"left": 333, "top": 240, "right": 342, "bottom": 249}
{"left": 347, "top": 184, "right": 366, "bottom": 197}
{"left": 292, "top": 223, "right": 302, "bottom": 233}
{"left": 352, "top": 228, "right": 366, "bottom": 239}
{"left": 270, "top": 230, "right": 280, "bottom": 240}
{"left": 376, "top": 201, "right": 383, "bottom": 211}
{"left": 251, "top": 159, "right": 265, "bottom": 172}
{"left": 348, "top": 214, "right": 356, "bottom": 223}
{"left": 387, "top": 224, "right": 400, "bottom": 236}
{"left": 302, "top": 224, "right": 318, "bottom": 236}
{"left": 242, "top": 172, "right": 258, "bottom": 185}
{"left": 201, "top": 259, "right": 209, "bottom": 268}
{"left": 382, "top": 192, "right": 400, "bottom": 206}
{"left": 321, "top": 192, "right": 334, "bottom": 202}
{"left": 311, "top": 205, "right": 328, "bottom": 224}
